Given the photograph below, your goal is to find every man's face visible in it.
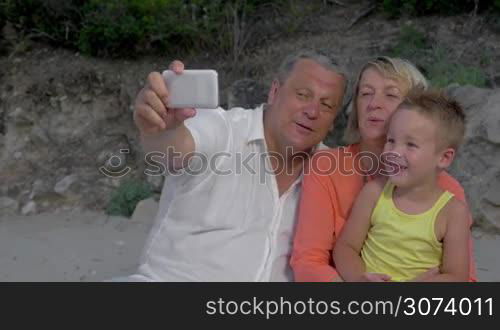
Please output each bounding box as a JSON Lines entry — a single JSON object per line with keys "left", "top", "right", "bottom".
{"left": 265, "top": 59, "right": 345, "bottom": 153}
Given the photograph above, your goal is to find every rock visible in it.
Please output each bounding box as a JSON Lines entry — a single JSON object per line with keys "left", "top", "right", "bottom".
{"left": 0, "top": 197, "right": 18, "bottom": 215}
{"left": 131, "top": 197, "right": 159, "bottom": 223}
{"left": 8, "top": 107, "right": 33, "bottom": 125}
{"left": 96, "top": 137, "right": 132, "bottom": 178}
{"left": 30, "top": 125, "right": 50, "bottom": 145}
{"left": 447, "top": 85, "right": 491, "bottom": 111}
{"left": 54, "top": 175, "right": 79, "bottom": 194}
{"left": 55, "top": 83, "right": 65, "bottom": 96}
{"left": 29, "top": 179, "right": 52, "bottom": 199}
{"left": 49, "top": 97, "right": 58, "bottom": 108}
{"left": 80, "top": 94, "right": 92, "bottom": 104}
{"left": 486, "top": 118, "right": 500, "bottom": 144}
{"left": 494, "top": 76, "right": 500, "bottom": 87}
{"left": 227, "top": 79, "right": 268, "bottom": 109}
{"left": 43, "top": 107, "right": 93, "bottom": 140}
{"left": 481, "top": 202, "right": 500, "bottom": 233}
{"left": 2, "top": 22, "right": 18, "bottom": 44}
{"left": 92, "top": 98, "right": 124, "bottom": 121}
{"left": 447, "top": 86, "right": 500, "bottom": 233}
{"left": 146, "top": 174, "right": 165, "bottom": 193}
{"left": 59, "top": 96, "right": 72, "bottom": 113}
{"left": 97, "top": 149, "right": 128, "bottom": 173}
{"left": 0, "top": 109, "right": 5, "bottom": 136}
{"left": 21, "top": 201, "right": 37, "bottom": 215}
{"left": 484, "top": 179, "right": 500, "bottom": 206}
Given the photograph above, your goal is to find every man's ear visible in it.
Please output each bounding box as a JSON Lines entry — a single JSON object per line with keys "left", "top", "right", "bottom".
{"left": 438, "top": 147, "right": 456, "bottom": 169}
{"left": 267, "top": 79, "right": 280, "bottom": 104}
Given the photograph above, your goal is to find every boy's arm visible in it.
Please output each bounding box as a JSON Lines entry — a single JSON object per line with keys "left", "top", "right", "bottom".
{"left": 333, "top": 179, "right": 389, "bottom": 282}
{"left": 420, "top": 199, "right": 470, "bottom": 282}
{"left": 437, "top": 172, "right": 477, "bottom": 281}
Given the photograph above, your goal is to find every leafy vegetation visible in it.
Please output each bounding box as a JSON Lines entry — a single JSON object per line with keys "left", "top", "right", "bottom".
{"left": 106, "top": 179, "right": 153, "bottom": 217}
{"left": 390, "top": 25, "right": 487, "bottom": 87}
{"left": 0, "top": 0, "right": 289, "bottom": 58}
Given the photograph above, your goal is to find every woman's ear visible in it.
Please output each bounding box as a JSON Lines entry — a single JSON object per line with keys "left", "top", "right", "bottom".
{"left": 267, "top": 79, "right": 280, "bottom": 104}
{"left": 438, "top": 147, "right": 456, "bottom": 169}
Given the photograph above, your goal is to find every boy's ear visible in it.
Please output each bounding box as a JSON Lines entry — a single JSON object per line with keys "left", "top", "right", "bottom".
{"left": 438, "top": 147, "right": 456, "bottom": 169}
{"left": 267, "top": 79, "right": 280, "bottom": 104}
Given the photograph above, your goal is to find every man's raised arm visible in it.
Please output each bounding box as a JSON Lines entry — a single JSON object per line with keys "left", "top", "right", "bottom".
{"left": 133, "top": 60, "right": 196, "bottom": 170}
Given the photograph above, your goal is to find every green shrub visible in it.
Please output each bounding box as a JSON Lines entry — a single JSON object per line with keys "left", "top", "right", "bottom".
{"left": 3, "top": 0, "right": 85, "bottom": 47}
{"left": 106, "top": 179, "right": 153, "bottom": 217}
{"left": 389, "top": 26, "right": 488, "bottom": 88}
{"left": 2, "top": 0, "right": 288, "bottom": 58}
{"left": 390, "top": 25, "right": 427, "bottom": 58}
{"left": 429, "top": 64, "right": 487, "bottom": 87}
{"left": 78, "top": 0, "right": 201, "bottom": 57}
{"left": 427, "top": 48, "right": 487, "bottom": 87}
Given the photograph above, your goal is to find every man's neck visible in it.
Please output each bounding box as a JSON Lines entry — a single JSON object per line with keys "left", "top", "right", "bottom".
{"left": 263, "top": 133, "right": 310, "bottom": 197}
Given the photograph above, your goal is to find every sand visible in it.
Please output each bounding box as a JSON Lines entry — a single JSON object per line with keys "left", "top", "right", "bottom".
{"left": 0, "top": 199, "right": 498, "bottom": 281}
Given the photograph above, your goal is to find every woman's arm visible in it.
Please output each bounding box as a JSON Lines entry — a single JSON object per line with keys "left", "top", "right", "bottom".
{"left": 291, "top": 169, "right": 340, "bottom": 282}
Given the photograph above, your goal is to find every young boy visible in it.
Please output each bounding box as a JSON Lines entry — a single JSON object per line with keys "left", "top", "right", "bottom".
{"left": 333, "top": 89, "right": 469, "bottom": 282}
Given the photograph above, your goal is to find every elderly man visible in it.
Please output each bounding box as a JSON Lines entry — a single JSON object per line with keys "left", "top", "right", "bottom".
{"left": 127, "top": 50, "right": 347, "bottom": 281}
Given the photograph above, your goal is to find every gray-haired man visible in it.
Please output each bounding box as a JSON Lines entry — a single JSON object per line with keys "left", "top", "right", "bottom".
{"left": 127, "top": 51, "right": 347, "bottom": 281}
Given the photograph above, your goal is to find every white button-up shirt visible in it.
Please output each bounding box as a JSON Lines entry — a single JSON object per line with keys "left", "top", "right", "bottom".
{"left": 131, "top": 105, "right": 303, "bottom": 281}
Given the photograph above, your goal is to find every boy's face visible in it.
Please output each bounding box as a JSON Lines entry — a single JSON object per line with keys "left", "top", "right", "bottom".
{"left": 383, "top": 108, "right": 454, "bottom": 188}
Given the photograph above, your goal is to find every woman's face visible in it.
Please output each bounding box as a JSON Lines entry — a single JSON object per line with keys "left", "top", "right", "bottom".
{"left": 356, "top": 67, "right": 406, "bottom": 145}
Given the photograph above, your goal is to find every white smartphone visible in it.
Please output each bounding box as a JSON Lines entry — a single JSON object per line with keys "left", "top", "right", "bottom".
{"left": 162, "top": 69, "right": 219, "bottom": 109}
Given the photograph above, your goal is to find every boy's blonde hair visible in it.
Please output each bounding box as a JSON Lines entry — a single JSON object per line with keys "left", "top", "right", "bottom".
{"left": 398, "top": 89, "right": 466, "bottom": 151}
{"left": 344, "top": 56, "right": 428, "bottom": 144}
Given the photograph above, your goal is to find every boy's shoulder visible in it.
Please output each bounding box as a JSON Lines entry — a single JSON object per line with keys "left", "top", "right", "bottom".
{"left": 443, "top": 195, "right": 468, "bottom": 216}
{"left": 440, "top": 194, "right": 469, "bottom": 226}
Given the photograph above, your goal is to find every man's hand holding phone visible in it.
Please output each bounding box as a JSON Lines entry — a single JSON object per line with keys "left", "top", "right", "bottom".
{"left": 134, "top": 60, "right": 198, "bottom": 136}
{"left": 134, "top": 60, "right": 219, "bottom": 170}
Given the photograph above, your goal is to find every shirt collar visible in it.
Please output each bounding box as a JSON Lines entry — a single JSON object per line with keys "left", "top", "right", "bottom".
{"left": 246, "top": 103, "right": 266, "bottom": 144}
{"left": 245, "top": 103, "right": 330, "bottom": 153}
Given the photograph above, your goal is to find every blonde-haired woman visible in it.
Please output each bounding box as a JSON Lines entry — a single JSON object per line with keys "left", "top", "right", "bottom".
{"left": 291, "top": 56, "right": 477, "bottom": 282}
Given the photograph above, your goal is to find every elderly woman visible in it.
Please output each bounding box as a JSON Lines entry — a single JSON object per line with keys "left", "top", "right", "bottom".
{"left": 291, "top": 56, "right": 477, "bottom": 282}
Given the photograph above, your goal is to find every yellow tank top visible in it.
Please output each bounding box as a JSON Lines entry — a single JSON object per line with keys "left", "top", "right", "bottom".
{"left": 361, "top": 181, "right": 454, "bottom": 282}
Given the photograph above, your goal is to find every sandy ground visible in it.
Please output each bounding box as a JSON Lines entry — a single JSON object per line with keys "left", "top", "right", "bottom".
{"left": 0, "top": 199, "right": 158, "bottom": 282}
{"left": 1, "top": 199, "right": 499, "bottom": 282}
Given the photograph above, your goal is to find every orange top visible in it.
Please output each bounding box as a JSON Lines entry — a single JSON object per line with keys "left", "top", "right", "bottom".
{"left": 291, "top": 144, "right": 477, "bottom": 282}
